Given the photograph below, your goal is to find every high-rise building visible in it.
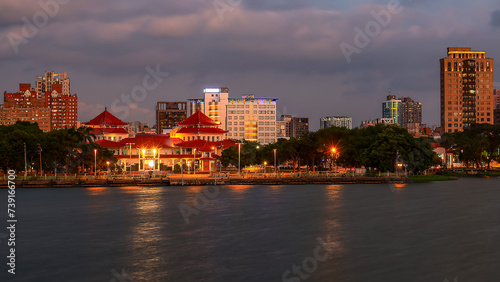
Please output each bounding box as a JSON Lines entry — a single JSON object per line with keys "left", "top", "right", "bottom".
{"left": 382, "top": 94, "right": 401, "bottom": 125}
{"left": 278, "top": 115, "right": 309, "bottom": 138}
{"left": 156, "top": 102, "right": 187, "bottom": 134}
{"left": 320, "top": 116, "right": 353, "bottom": 129}
{"left": 440, "top": 47, "right": 494, "bottom": 133}
{"left": 2, "top": 84, "right": 51, "bottom": 131}
{"left": 188, "top": 88, "right": 229, "bottom": 129}
{"left": 45, "top": 83, "right": 78, "bottom": 130}
{"left": 36, "top": 71, "right": 70, "bottom": 96}
{"left": 400, "top": 97, "right": 422, "bottom": 134}
{"left": 189, "top": 88, "right": 278, "bottom": 144}
{"left": 494, "top": 89, "right": 500, "bottom": 109}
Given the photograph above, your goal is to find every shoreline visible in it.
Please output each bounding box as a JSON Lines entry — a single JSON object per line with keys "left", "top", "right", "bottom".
{"left": 0, "top": 176, "right": 409, "bottom": 188}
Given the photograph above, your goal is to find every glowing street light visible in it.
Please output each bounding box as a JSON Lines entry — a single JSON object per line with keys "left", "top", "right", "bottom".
{"left": 106, "top": 161, "right": 110, "bottom": 175}
{"left": 264, "top": 161, "right": 267, "bottom": 174}
{"left": 331, "top": 148, "right": 338, "bottom": 173}
{"left": 94, "top": 149, "right": 97, "bottom": 178}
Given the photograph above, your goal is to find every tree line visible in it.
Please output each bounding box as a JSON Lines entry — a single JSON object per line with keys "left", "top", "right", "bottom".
{"left": 440, "top": 124, "right": 500, "bottom": 169}
{"left": 0, "top": 121, "right": 116, "bottom": 174}
{"left": 222, "top": 123, "right": 498, "bottom": 173}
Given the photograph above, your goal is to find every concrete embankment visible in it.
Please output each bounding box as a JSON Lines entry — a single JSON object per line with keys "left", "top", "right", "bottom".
{"left": 0, "top": 176, "right": 409, "bottom": 188}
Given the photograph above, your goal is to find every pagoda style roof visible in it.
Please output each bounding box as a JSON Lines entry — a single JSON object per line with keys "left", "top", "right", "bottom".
{"left": 91, "top": 127, "right": 129, "bottom": 134}
{"left": 177, "top": 111, "right": 219, "bottom": 126}
{"left": 176, "top": 127, "right": 228, "bottom": 134}
{"left": 86, "top": 107, "right": 128, "bottom": 126}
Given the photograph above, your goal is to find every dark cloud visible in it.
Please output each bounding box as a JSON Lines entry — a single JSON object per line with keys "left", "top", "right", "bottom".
{"left": 0, "top": 0, "right": 498, "bottom": 130}
{"left": 491, "top": 10, "right": 500, "bottom": 27}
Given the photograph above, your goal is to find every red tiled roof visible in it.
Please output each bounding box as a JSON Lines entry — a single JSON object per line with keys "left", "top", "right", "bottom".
{"left": 91, "top": 127, "right": 129, "bottom": 134}
{"left": 176, "top": 127, "right": 228, "bottom": 134}
{"left": 86, "top": 107, "right": 128, "bottom": 126}
{"left": 199, "top": 142, "right": 216, "bottom": 152}
{"left": 95, "top": 139, "right": 122, "bottom": 148}
{"left": 430, "top": 142, "right": 442, "bottom": 148}
{"left": 119, "top": 135, "right": 180, "bottom": 148}
{"left": 177, "top": 111, "right": 219, "bottom": 126}
{"left": 175, "top": 139, "right": 210, "bottom": 148}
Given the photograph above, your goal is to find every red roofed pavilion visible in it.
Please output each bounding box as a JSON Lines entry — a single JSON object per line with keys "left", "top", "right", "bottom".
{"left": 92, "top": 109, "right": 235, "bottom": 173}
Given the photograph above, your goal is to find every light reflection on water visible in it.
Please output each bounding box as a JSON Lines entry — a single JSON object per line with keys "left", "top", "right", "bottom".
{"left": 1, "top": 177, "right": 500, "bottom": 281}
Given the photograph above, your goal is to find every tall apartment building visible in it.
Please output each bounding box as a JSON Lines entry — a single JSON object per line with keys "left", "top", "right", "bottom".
{"left": 440, "top": 47, "right": 494, "bottom": 133}
{"left": 494, "top": 89, "right": 500, "bottom": 109}
{"left": 278, "top": 115, "right": 309, "bottom": 138}
{"left": 188, "top": 88, "right": 229, "bottom": 129}
{"left": 400, "top": 97, "right": 422, "bottom": 134}
{"left": 156, "top": 101, "right": 187, "bottom": 134}
{"left": 2, "top": 84, "right": 51, "bottom": 131}
{"left": 36, "top": 71, "right": 70, "bottom": 96}
{"left": 382, "top": 94, "right": 402, "bottom": 125}
{"left": 45, "top": 84, "right": 77, "bottom": 130}
{"left": 189, "top": 88, "right": 278, "bottom": 144}
{"left": 320, "top": 116, "right": 353, "bottom": 129}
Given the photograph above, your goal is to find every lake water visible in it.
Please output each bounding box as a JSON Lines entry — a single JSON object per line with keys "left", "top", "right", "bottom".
{"left": 1, "top": 177, "right": 500, "bottom": 281}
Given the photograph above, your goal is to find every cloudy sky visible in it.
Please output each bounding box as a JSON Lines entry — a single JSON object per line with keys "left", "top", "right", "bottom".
{"left": 1, "top": 0, "right": 499, "bottom": 130}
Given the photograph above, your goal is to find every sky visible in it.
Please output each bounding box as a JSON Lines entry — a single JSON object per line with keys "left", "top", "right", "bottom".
{"left": 1, "top": 0, "right": 500, "bottom": 131}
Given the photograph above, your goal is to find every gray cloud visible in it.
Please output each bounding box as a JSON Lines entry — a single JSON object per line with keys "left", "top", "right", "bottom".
{"left": 0, "top": 0, "right": 498, "bottom": 130}
{"left": 491, "top": 10, "right": 500, "bottom": 27}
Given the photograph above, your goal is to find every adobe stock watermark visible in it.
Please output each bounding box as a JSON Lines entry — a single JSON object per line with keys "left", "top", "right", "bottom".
{"left": 109, "top": 268, "right": 134, "bottom": 282}
{"left": 213, "top": 0, "right": 243, "bottom": 21}
{"left": 8, "top": 0, "right": 72, "bottom": 54}
{"left": 281, "top": 235, "right": 339, "bottom": 282}
{"left": 110, "top": 64, "right": 169, "bottom": 120}
{"left": 339, "top": 0, "right": 404, "bottom": 63}
{"left": 179, "top": 186, "right": 220, "bottom": 224}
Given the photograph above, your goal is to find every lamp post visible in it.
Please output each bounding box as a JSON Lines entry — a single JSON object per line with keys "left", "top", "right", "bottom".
{"left": 106, "top": 161, "right": 110, "bottom": 176}
{"left": 238, "top": 143, "right": 241, "bottom": 175}
{"left": 273, "top": 148, "right": 277, "bottom": 177}
{"left": 142, "top": 149, "right": 146, "bottom": 172}
{"left": 153, "top": 149, "right": 157, "bottom": 172}
{"left": 94, "top": 149, "right": 97, "bottom": 178}
{"left": 193, "top": 148, "right": 197, "bottom": 175}
{"left": 24, "top": 143, "right": 27, "bottom": 178}
{"left": 210, "top": 146, "right": 215, "bottom": 176}
{"left": 38, "top": 143, "right": 42, "bottom": 177}
{"left": 331, "top": 148, "right": 336, "bottom": 173}
{"left": 264, "top": 161, "right": 267, "bottom": 174}
{"left": 126, "top": 142, "right": 134, "bottom": 175}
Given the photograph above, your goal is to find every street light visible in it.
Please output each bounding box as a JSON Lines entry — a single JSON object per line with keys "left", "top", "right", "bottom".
{"left": 264, "top": 161, "right": 267, "bottom": 174}
{"left": 94, "top": 149, "right": 97, "bottom": 178}
{"left": 142, "top": 149, "right": 146, "bottom": 171}
{"left": 126, "top": 142, "right": 134, "bottom": 175}
{"left": 238, "top": 143, "right": 241, "bottom": 175}
{"left": 331, "top": 148, "right": 337, "bottom": 173}
{"left": 153, "top": 149, "right": 157, "bottom": 171}
{"left": 210, "top": 146, "right": 215, "bottom": 175}
{"left": 273, "top": 148, "right": 277, "bottom": 176}
{"left": 106, "top": 161, "right": 110, "bottom": 176}
{"left": 193, "top": 148, "right": 197, "bottom": 175}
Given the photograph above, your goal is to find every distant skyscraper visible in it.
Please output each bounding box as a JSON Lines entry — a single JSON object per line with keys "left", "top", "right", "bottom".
{"left": 279, "top": 115, "right": 308, "bottom": 138}
{"left": 156, "top": 102, "right": 187, "bottom": 134}
{"left": 382, "top": 93, "right": 401, "bottom": 125}
{"left": 400, "top": 97, "right": 422, "bottom": 134}
{"left": 189, "top": 89, "right": 278, "bottom": 144}
{"left": 45, "top": 83, "right": 78, "bottom": 130}
{"left": 440, "top": 47, "right": 494, "bottom": 133}
{"left": 494, "top": 89, "right": 500, "bottom": 109}
{"left": 36, "top": 71, "right": 70, "bottom": 96}
{"left": 320, "top": 116, "right": 353, "bottom": 129}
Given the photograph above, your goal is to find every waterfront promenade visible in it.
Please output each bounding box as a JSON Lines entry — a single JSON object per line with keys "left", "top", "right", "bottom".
{"left": 0, "top": 173, "right": 409, "bottom": 188}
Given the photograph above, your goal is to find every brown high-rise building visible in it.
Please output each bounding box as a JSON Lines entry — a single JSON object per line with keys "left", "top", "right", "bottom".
{"left": 400, "top": 97, "right": 422, "bottom": 133}
{"left": 36, "top": 71, "right": 70, "bottom": 96}
{"left": 156, "top": 102, "right": 187, "bottom": 134}
{"left": 440, "top": 47, "right": 494, "bottom": 133}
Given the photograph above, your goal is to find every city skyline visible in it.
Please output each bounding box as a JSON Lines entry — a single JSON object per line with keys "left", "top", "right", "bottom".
{"left": 1, "top": 1, "right": 500, "bottom": 130}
